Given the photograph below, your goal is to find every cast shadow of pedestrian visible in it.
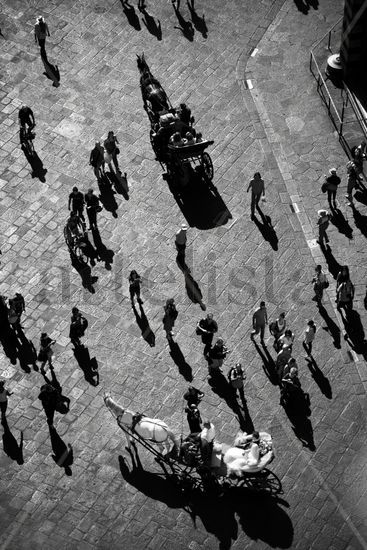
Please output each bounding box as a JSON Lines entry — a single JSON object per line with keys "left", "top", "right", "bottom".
{"left": 98, "top": 178, "right": 119, "bottom": 219}
{"left": 293, "top": 0, "right": 309, "bottom": 14}
{"left": 81, "top": 236, "right": 99, "bottom": 268}
{"left": 132, "top": 302, "right": 156, "bottom": 347}
{"left": 329, "top": 208, "right": 353, "bottom": 240}
{"left": 73, "top": 345, "right": 99, "bottom": 386}
{"left": 91, "top": 227, "right": 115, "bottom": 270}
{"left": 176, "top": 263, "right": 206, "bottom": 310}
{"left": 253, "top": 212, "right": 278, "bottom": 251}
{"left": 42, "top": 369, "right": 71, "bottom": 412}
{"left": 0, "top": 323, "right": 19, "bottom": 365}
{"left": 16, "top": 328, "right": 38, "bottom": 373}
{"left": 21, "top": 146, "right": 47, "bottom": 182}
{"left": 41, "top": 51, "right": 60, "bottom": 87}
{"left": 120, "top": 0, "right": 141, "bottom": 30}
{"left": 354, "top": 189, "right": 367, "bottom": 207}
{"left": 187, "top": 0, "right": 208, "bottom": 38}
{"left": 253, "top": 342, "right": 279, "bottom": 385}
{"left": 111, "top": 170, "right": 129, "bottom": 200}
{"left": 350, "top": 204, "right": 367, "bottom": 240}
{"left": 2, "top": 418, "right": 24, "bottom": 465}
{"left": 208, "top": 371, "right": 248, "bottom": 431}
{"left": 305, "top": 356, "right": 332, "bottom": 399}
{"left": 71, "top": 257, "right": 98, "bottom": 293}
{"left": 49, "top": 425, "right": 73, "bottom": 476}
{"left": 140, "top": 7, "right": 162, "bottom": 40}
{"left": 340, "top": 309, "right": 367, "bottom": 359}
{"left": 282, "top": 392, "right": 315, "bottom": 451}
{"left": 319, "top": 243, "right": 342, "bottom": 278}
{"left": 167, "top": 339, "right": 193, "bottom": 382}
{"left": 318, "top": 304, "right": 341, "bottom": 349}
{"left": 172, "top": 1, "right": 194, "bottom": 41}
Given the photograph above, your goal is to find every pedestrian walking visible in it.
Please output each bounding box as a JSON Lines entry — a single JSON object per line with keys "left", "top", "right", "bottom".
{"left": 312, "top": 265, "right": 328, "bottom": 305}
{"left": 336, "top": 279, "right": 354, "bottom": 313}
{"left": 38, "top": 383, "right": 58, "bottom": 426}
{"left": 269, "top": 312, "right": 286, "bottom": 342}
{"left": 18, "top": 105, "right": 35, "bottom": 130}
{"left": 69, "top": 307, "right": 88, "bottom": 348}
{"left": 163, "top": 298, "right": 178, "bottom": 339}
{"left": 185, "top": 403, "right": 202, "bottom": 433}
{"left": 89, "top": 142, "right": 106, "bottom": 182}
{"left": 8, "top": 293, "right": 25, "bottom": 332}
{"left": 196, "top": 313, "right": 218, "bottom": 356}
{"left": 85, "top": 189, "right": 101, "bottom": 230}
{"left": 316, "top": 209, "right": 330, "bottom": 246}
{"left": 250, "top": 301, "right": 268, "bottom": 343}
{"left": 104, "top": 131, "right": 121, "bottom": 173}
{"left": 183, "top": 386, "right": 204, "bottom": 407}
{"left": 247, "top": 172, "right": 265, "bottom": 220}
{"left": 276, "top": 329, "right": 295, "bottom": 353}
{"left": 207, "top": 338, "right": 230, "bottom": 373}
{"left": 129, "top": 270, "right": 143, "bottom": 306}
{"left": 303, "top": 320, "right": 316, "bottom": 360}
{"left": 38, "top": 333, "right": 55, "bottom": 373}
{"left": 68, "top": 187, "right": 85, "bottom": 220}
{"left": 175, "top": 223, "right": 188, "bottom": 259}
{"left": 228, "top": 363, "right": 246, "bottom": 402}
{"left": 352, "top": 141, "right": 366, "bottom": 177}
{"left": 345, "top": 161, "right": 359, "bottom": 206}
{"left": 34, "top": 16, "right": 50, "bottom": 57}
{"left": 0, "top": 381, "right": 13, "bottom": 421}
{"left": 322, "top": 168, "right": 340, "bottom": 210}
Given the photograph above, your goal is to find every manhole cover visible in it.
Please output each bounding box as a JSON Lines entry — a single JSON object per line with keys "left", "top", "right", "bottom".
{"left": 94, "top": 6, "right": 107, "bottom": 13}
{"left": 55, "top": 119, "right": 83, "bottom": 139}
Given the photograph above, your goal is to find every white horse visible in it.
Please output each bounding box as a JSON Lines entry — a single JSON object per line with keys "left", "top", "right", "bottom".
{"left": 104, "top": 393, "right": 178, "bottom": 453}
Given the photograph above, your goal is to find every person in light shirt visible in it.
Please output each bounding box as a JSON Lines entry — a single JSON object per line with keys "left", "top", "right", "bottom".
{"left": 200, "top": 419, "right": 215, "bottom": 461}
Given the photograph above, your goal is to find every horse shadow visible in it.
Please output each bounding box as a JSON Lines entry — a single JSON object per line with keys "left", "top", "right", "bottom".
{"left": 98, "top": 176, "right": 119, "bottom": 219}
{"left": 91, "top": 227, "right": 115, "bottom": 270}
{"left": 140, "top": 7, "right": 162, "bottom": 40}
{"left": 111, "top": 170, "right": 129, "bottom": 200}
{"left": 73, "top": 345, "right": 99, "bottom": 386}
{"left": 350, "top": 204, "right": 367, "bottom": 240}
{"left": 120, "top": 0, "right": 141, "bottom": 30}
{"left": 21, "top": 146, "right": 47, "bottom": 182}
{"left": 172, "top": 1, "right": 194, "bottom": 41}
{"left": 340, "top": 309, "right": 367, "bottom": 359}
{"left": 253, "top": 342, "right": 279, "bottom": 385}
{"left": 2, "top": 418, "right": 24, "bottom": 465}
{"left": 305, "top": 356, "right": 332, "bottom": 399}
{"left": 15, "top": 327, "right": 38, "bottom": 372}
{"left": 49, "top": 425, "right": 73, "bottom": 476}
{"left": 187, "top": 0, "right": 208, "bottom": 38}
{"left": 71, "top": 257, "right": 98, "bottom": 293}
{"left": 167, "top": 340, "right": 193, "bottom": 382}
{"left": 329, "top": 208, "right": 353, "bottom": 240}
{"left": 41, "top": 51, "right": 60, "bottom": 87}
{"left": 320, "top": 244, "right": 342, "bottom": 279}
{"left": 132, "top": 302, "right": 156, "bottom": 347}
{"left": 208, "top": 371, "right": 248, "bottom": 432}
{"left": 318, "top": 305, "right": 341, "bottom": 349}
{"left": 253, "top": 211, "right": 278, "bottom": 251}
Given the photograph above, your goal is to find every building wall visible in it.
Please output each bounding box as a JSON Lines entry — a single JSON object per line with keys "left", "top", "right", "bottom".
{"left": 340, "top": 0, "right": 367, "bottom": 79}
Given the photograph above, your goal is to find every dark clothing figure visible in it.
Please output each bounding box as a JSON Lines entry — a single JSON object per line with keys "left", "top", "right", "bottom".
{"left": 90, "top": 143, "right": 105, "bottom": 181}
{"left": 185, "top": 405, "right": 202, "bottom": 433}
{"left": 179, "top": 104, "right": 191, "bottom": 125}
{"left": 34, "top": 17, "right": 50, "bottom": 57}
{"left": 183, "top": 386, "right": 204, "bottom": 407}
{"left": 38, "top": 383, "right": 58, "bottom": 426}
{"left": 208, "top": 339, "right": 229, "bottom": 372}
{"left": 18, "top": 106, "right": 35, "bottom": 129}
{"left": 129, "top": 270, "right": 143, "bottom": 305}
{"left": 8, "top": 293, "right": 25, "bottom": 331}
{"left": 68, "top": 189, "right": 85, "bottom": 220}
{"left": 324, "top": 170, "right": 340, "bottom": 208}
{"left": 85, "top": 191, "right": 100, "bottom": 230}
{"left": 163, "top": 299, "right": 178, "bottom": 339}
{"left": 104, "top": 131, "right": 120, "bottom": 173}
{"left": 336, "top": 280, "right": 354, "bottom": 312}
{"left": 69, "top": 308, "right": 88, "bottom": 347}
{"left": 0, "top": 382, "right": 13, "bottom": 420}
{"left": 316, "top": 210, "right": 330, "bottom": 245}
{"left": 228, "top": 364, "right": 246, "bottom": 401}
{"left": 196, "top": 314, "right": 218, "bottom": 355}
{"left": 247, "top": 173, "right": 265, "bottom": 219}
{"left": 38, "top": 334, "right": 55, "bottom": 373}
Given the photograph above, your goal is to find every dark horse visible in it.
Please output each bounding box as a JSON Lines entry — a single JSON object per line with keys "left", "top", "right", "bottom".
{"left": 137, "top": 53, "right": 171, "bottom": 119}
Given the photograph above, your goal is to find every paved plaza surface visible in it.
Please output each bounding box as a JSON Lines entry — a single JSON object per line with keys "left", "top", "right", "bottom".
{"left": 0, "top": 0, "right": 367, "bottom": 549}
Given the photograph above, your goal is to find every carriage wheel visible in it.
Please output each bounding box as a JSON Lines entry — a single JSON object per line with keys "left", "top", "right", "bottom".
{"left": 202, "top": 152, "right": 214, "bottom": 181}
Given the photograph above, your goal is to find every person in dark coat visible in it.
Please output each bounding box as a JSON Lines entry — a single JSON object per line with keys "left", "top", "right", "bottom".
{"left": 38, "top": 383, "right": 58, "bottom": 426}
{"left": 89, "top": 142, "right": 106, "bottom": 182}
{"left": 196, "top": 313, "right": 218, "bottom": 356}
{"left": 185, "top": 404, "right": 202, "bottom": 433}
{"left": 68, "top": 187, "right": 85, "bottom": 220}
{"left": 18, "top": 105, "right": 35, "bottom": 130}
{"left": 129, "top": 270, "right": 143, "bottom": 306}
{"left": 183, "top": 386, "right": 204, "bottom": 407}
{"left": 85, "top": 189, "right": 101, "bottom": 230}
{"left": 162, "top": 298, "right": 178, "bottom": 340}
{"left": 69, "top": 307, "right": 88, "bottom": 347}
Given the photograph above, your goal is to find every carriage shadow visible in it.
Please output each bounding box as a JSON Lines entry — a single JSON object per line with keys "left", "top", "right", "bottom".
{"left": 187, "top": 0, "right": 208, "bottom": 38}
{"left": 21, "top": 146, "right": 47, "bottom": 182}
{"left": 73, "top": 345, "right": 99, "bottom": 386}
{"left": 91, "top": 228, "right": 115, "bottom": 270}
{"left": 169, "top": 177, "right": 232, "bottom": 229}
{"left": 119, "top": 0, "right": 141, "bottom": 30}
{"left": 2, "top": 418, "right": 24, "bottom": 465}
{"left": 140, "top": 8, "right": 162, "bottom": 40}
{"left": 49, "top": 425, "right": 73, "bottom": 476}
{"left": 167, "top": 340, "right": 193, "bottom": 382}
{"left": 132, "top": 302, "right": 156, "bottom": 347}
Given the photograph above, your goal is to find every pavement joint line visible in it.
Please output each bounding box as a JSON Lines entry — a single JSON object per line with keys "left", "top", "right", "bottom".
{"left": 292, "top": 202, "right": 300, "bottom": 214}
{"left": 245, "top": 79, "right": 253, "bottom": 90}
{"left": 250, "top": 47, "right": 258, "bottom": 57}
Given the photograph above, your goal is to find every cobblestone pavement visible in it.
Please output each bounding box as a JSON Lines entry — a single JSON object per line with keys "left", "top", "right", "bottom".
{"left": 0, "top": 0, "right": 366, "bottom": 549}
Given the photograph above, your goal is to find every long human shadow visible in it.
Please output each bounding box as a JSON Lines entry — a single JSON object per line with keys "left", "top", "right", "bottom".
{"left": 253, "top": 342, "right": 279, "bottom": 385}
{"left": 253, "top": 212, "right": 278, "bottom": 251}
{"left": 16, "top": 327, "right": 38, "bottom": 373}
{"left": 318, "top": 304, "right": 341, "bottom": 349}
{"left": 0, "top": 323, "right": 19, "bottom": 365}
{"left": 172, "top": 1, "right": 194, "bottom": 41}
{"left": 319, "top": 243, "right": 342, "bottom": 279}
{"left": 110, "top": 170, "right": 129, "bottom": 200}
{"left": 168, "top": 173, "right": 232, "bottom": 229}
{"left": 350, "top": 203, "right": 367, "bottom": 240}
{"left": 354, "top": 189, "right": 367, "bottom": 207}
{"left": 208, "top": 370, "right": 248, "bottom": 432}
{"left": 305, "top": 356, "right": 332, "bottom": 399}
{"left": 293, "top": 0, "right": 309, "bottom": 14}
{"left": 98, "top": 176, "right": 118, "bottom": 219}
{"left": 184, "top": 269, "right": 206, "bottom": 310}
{"left": 71, "top": 257, "right": 98, "bottom": 293}
{"left": 132, "top": 302, "right": 156, "bottom": 347}
{"left": 329, "top": 208, "right": 353, "bottom": 240}
{"left": 119, "top": 0, "right": 141, "bottom": 30}
{"left": 41, "top": 51, "right": 60, "bottom": 87}
{"left": 2, "top": 418, "right": 24, "bottom": 465}
{"left": 41, "top": 369, "right": 71, "bottom": 413}
{"left": 21, "top": 146, "right": 47, "bottom": 182}
{"left": 140, "top": 7, "right": 162, "bottom": 40}
{"left": 91, "top": 227, "right": 115, "bottom": 270}
{"left": 282, "top": 392, "right": 315, "bottom": 451}
{"left": 167, "top": 339, "right": 193, "bottom": 382}
{"left": 73, "top": 345, "right": 99, "bottom": 386}
{"left": 49, "top": 425, "right": 73, "bottom": 476}
{"left": 187, "top": 0, "right": 208, "bottom": 38}
{"left": 340, "top": 308, "right": 367, "bottom": 359}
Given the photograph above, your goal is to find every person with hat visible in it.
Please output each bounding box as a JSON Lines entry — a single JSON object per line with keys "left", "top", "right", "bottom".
{"left": 0, "top": 380, "right": 13, "bottom": 421}
{"left": 84, "top": 189, "right": 101, "bottom": 230}
{"left": 34, "top": 16, "right": 50, "bottom": 57}
{"left": 175, "top": 223, "right": 188, "bottom": 259}
{"left": 316, "top": 209, "right": 330, "bottom": 246}
{"left": 228, "top": 363, "right": 246, "bottom": 402}
{"left": 323, "top": 168, "right": 340, "bottom": 210}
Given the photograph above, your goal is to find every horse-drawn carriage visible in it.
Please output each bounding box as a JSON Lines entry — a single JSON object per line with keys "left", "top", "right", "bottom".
{"left": 104, "top": 393, "right": 280, "bottom": 495}
{"left": 137, "top": 54, "right": 215, "bottom": 188}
